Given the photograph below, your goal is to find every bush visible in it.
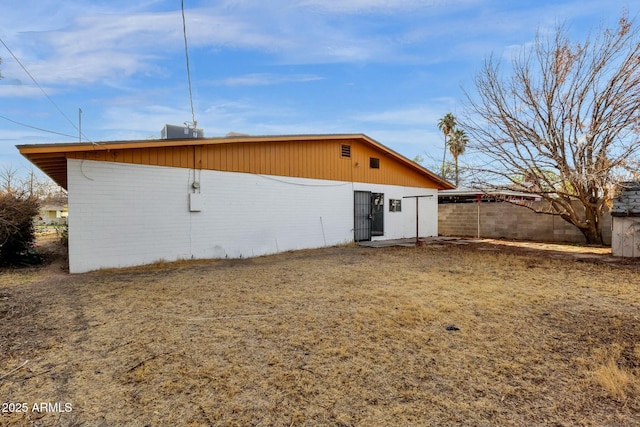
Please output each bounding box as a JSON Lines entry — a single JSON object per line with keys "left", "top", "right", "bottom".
{"left": 0, "top": 193, "right": 40, "bottom": 266}
{"left": 54, "top": 222, "right": 68, "bottom": 247}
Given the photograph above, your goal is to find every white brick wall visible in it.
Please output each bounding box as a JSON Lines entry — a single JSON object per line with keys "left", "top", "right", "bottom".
{"left": 68, "top": 160, "right": 194, "bottom": 272}
{"left": 68, "top": 160, "right": 439, "bottom": 272}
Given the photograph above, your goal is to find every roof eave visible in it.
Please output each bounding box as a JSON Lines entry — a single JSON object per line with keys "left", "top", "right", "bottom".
{"left": 358, "top": 135, "right": 455, "bottom": 190}
{"left": 17, "top": 133, "right": 454, "bottom": 190}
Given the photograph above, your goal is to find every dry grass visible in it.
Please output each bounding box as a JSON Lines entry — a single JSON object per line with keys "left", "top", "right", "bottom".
{"left": 593, "top": 344, "right": 639, "bottom": 401}
{"left": 0, "top": 240, "right": 639, "bottom": 426}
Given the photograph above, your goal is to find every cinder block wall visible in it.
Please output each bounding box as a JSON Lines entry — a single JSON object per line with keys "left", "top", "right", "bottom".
{"left": 438, "top": 201, "right": 612, "bottom": 245}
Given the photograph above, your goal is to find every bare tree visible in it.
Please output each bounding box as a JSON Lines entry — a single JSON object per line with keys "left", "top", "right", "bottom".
{"left": 1, "top": 166, "right": 63, "bottom": 200}
{"left": 463, "top": 13, "right": 640, "bottom": 244}
{"left": 0, "top": 165, "right": 20, "bottom": 195}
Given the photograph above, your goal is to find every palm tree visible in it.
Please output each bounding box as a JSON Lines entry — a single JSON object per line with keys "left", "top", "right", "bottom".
{"left": 449, "top": 128, "right": 468, "bottom": 186}
{"left": 437, "top": 113, "right": 456, "bottom": 178}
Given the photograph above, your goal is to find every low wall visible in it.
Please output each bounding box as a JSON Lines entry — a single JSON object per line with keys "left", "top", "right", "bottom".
{"left": 438, "top": 201, "right": 612, "bottom": 245}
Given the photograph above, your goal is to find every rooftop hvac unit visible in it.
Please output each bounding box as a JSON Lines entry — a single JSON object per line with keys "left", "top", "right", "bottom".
{"left": 161, "top": 124, "right": 204, "bottom": 139}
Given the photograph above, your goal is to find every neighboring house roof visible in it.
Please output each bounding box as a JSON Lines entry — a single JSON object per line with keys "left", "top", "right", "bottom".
{"left": 17, "top": 133, "right": 454, "bottom": 190}
{"left": 611, "top": 181, "right": 640, "bottom": 217}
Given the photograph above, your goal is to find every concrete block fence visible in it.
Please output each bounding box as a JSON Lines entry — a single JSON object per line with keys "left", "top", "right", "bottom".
{"left": 438, "top": 201, "right": 612, "bottom": 245}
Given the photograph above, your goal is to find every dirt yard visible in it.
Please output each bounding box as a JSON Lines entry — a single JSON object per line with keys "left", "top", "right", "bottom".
{"left": 1, "top": 237, "right": 639, "bottom": 426}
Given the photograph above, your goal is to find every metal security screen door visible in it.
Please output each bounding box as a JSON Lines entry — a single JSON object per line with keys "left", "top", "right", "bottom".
{"left": 354, "top": 191, "right": 384, "bottom": 241}
{"left": 354, "top": 191, "right": 372, "bottom": 241}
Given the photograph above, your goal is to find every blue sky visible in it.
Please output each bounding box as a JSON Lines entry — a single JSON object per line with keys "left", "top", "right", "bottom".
{"left": 0, "top": 0, "right": 635, "bottom": 181}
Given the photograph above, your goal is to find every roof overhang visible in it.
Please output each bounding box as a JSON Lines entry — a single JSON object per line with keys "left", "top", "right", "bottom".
{"left": 17, "top": 133, "right": 455, "bottom": 190}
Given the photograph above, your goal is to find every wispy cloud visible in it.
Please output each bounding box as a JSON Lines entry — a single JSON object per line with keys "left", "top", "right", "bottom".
{"left": 0, "top": 84, "right": 54, "bottom": 98}
{"left": 0, "top": 0, "right": 522, "bottom": 90}
{"left": 354, "top": 104, "right": 455, "bottom": 126}
{"left": 216, "top": 73, "right": 324, "bottom": 86}
{"left": 1, "top": 0, "right": 632, "bottom": 175}
{"left": 298, "top": 0, "right": 448, "bottom": 13}
{"left": 97, "top": 96, "right": 313, "bottom": 139}
{"left": 2, "top": 3, "right": 385, "bottom": 87}
{"left": 199, "top": 99, "right": 311, "bottom": 136}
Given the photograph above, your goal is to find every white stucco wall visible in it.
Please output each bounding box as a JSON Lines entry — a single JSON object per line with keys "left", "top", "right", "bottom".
{"left": 67, "top": 159, "right": 439, "bottom": 272}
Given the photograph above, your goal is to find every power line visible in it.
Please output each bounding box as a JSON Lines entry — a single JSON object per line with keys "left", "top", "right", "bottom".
{"left": 0, "top": 114, "right": 77, "bottom": 139}
{"left": 181, "top": 0, "right": 197, "bottom": 128}
{"left": 0, "top": 36, "right": 94, "bottom": 143}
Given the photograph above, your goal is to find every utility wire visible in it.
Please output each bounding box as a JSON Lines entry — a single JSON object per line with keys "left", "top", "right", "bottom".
{"left": 0, "top": 114, "right": 77, "bottom": 139}
{"left": 0, "top": 36, "right": 94, "bottom": 143}
{"left": 181, "top": 0, "right": 197, "bottom": 128}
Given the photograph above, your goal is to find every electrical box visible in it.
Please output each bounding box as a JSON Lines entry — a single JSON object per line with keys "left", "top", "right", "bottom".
{"left": 189, "top": 193, "right": 202, "bottom": 212}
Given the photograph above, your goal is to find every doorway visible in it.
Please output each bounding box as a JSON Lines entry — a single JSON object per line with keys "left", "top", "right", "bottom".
{"left": 354, "top": 191, "right": 384, "bottom": 241}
